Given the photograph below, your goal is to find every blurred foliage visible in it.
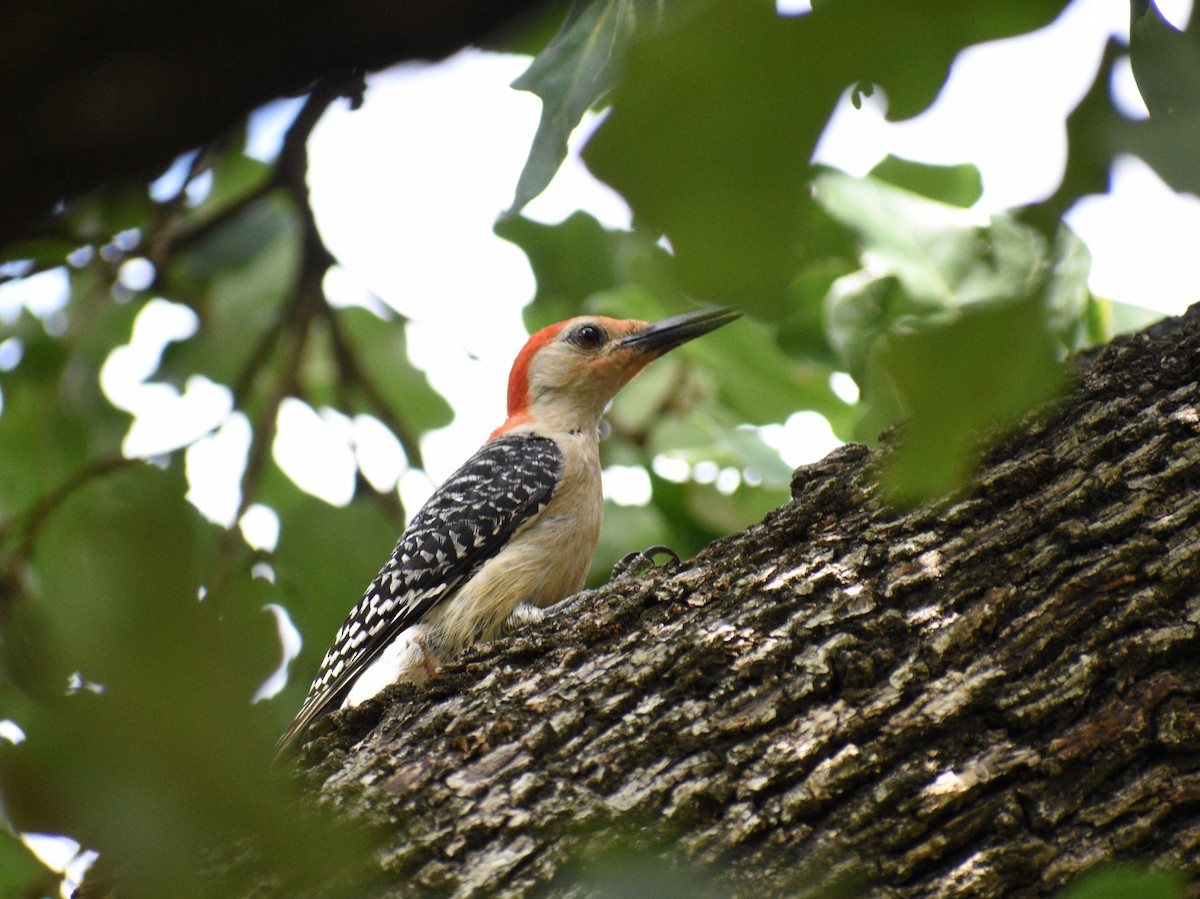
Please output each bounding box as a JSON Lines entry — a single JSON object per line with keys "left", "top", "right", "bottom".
{"left": 1059, "top": 860, "right": 1187, "bottom": 899}
{"left": 0, "top": 0, "right": 1196, "bottom": 894}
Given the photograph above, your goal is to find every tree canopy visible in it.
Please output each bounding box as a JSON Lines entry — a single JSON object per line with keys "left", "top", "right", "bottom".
{"left": 1, "top": 0, "right": 1197, "bottom": 896}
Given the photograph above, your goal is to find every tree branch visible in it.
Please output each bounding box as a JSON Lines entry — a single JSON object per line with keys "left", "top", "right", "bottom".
{"left": 0, "top": 0, "right": 554, "bottom": 247}
{"left": 279, "top": 307, "right": 1200, "bottom": 897}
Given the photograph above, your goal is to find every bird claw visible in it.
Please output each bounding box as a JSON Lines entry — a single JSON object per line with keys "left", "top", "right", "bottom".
{"left": 611, "top": 544, "right": 681, "bottom": 581}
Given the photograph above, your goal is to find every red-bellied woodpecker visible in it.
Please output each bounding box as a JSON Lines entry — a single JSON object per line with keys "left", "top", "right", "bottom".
{"left": 275, "top": 306, "right": 739, "bottom": 759}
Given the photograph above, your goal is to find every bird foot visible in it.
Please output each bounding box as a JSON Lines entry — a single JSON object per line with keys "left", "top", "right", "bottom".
{"left": 610, "top": 544, "right": 681, "bottom": 581}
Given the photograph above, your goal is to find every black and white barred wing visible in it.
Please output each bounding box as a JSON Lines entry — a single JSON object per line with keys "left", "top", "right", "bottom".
{"left": 275, "top": 433, "right": 563, "bottom": 759}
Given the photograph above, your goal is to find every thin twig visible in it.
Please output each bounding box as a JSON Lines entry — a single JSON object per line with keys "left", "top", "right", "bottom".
{"left": 0, "top": 455, "right": 140, "bottom": 603}
{"left": 321, "top": 304, "right": 426, "bottom": 470}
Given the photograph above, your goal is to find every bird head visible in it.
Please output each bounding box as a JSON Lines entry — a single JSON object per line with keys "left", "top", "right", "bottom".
{"left": 494, "top": 306, "right": 740, "bottom": 437}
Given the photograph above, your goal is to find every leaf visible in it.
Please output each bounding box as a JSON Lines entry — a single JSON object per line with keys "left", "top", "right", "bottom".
{"left": 172, "top": 189, "right": 297, "bottom": 280}
{"left": 1025, "top": 41, "right": 1200, "bottom": 234}
{"left": 334, "top": 306, "right": 454, "bottom": 435}
{"left": 876, "top": 294, "right": 1064, "bottom": 504}
{"left": 0, "top": 831, "right": 56, "bottom": 897}
{"left": 0, "top": 294, "right": 136, "bottom": 519}
{"left": 63, "top": 183, "right": 156, "bottom": 242}
{"left": 1129, "top": 0, "right": 1200, "bottom": 119}
{"left": 194, "top": 147, "right": 272, "bottom": 219}
{"left": 584, "top": 0, "right": 1071, "bottom": 305}
{"left": 815, "top": 170, "right": 1039, "bottom": 309}
{"left": 2, "top": 462, "right": 377, "bottom": 895}
{"left": 0, "top": 238, "right": 79, "bottom": 270}
{"left": 814, "top": 171, "right": 1074, "bottom": 399}
{"left": 869, "top": 155, "right": 984, "bottom": 208}
{"left": 1060, "top": 860, "right": 1187, "bottom": 899}
{"left": 162, "top": 191, "right": 300, "bottom": 388}
{"left": 1042, "top": 225, "right": 1093, "bottom": 349}
{"left": 699, "top": 312, "right": 842, "bottom": 427}
{"left": 777, "top": 258, "right": 854, "bottom": 368}
{"left": 505, "top": 0, "right": 640, "bottom": 217}
{"left": 496, "top": 212, "right": 683, "bottom": 330}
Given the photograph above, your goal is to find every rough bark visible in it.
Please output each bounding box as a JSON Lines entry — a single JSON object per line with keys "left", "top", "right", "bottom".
{"left": 1, "top": 0, "right": 549, "bottom": 246}
{"left": 295, "top": 305, "right": 1200, "bottom": 897}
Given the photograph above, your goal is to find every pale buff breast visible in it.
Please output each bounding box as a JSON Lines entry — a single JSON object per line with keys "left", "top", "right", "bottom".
{"left": 425, "top": 429, "right": 603, "bottom": 653}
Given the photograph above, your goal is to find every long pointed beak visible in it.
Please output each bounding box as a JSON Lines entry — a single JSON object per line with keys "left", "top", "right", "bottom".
{"left": 619, "top": 306, "right": 741, "bottom": 357}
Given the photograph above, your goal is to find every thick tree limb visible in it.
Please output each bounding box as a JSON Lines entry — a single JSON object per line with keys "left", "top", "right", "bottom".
{"left": 1, "top": 0, "right": 551, "bottom": 246}
{"left": 295, "top": 305, "right": 1200, "bottom": 897}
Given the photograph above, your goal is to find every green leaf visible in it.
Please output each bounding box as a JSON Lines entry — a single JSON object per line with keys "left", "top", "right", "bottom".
{"left": 496, "top": 211, "right": 683, "bottom": 331}
{"left": 173, "top": 190, "right": 297, "bottom": 280}
{"left": 2, "top": 462, "right": 376, "bottom": 895}
{"left": 163, "top": 191, "right": 300, "bottom": 387}
{"left": 585, "top": 0, "right": 1070, "bottom": 305}
{"left": 700, "top": 312, "right": 840, "bottom": 427}
{"left": 1042, "top": 225, "right": 1093, "bottom": 349}
{"left": 196, "top": 148, "right": 272, "bottom": 218}
{"left": 0, "top": 293, "right": 136, "bottom": 520}
{"left": 0, "top": 239, "right": 79, "bottom": 270}
{"left": 876, "top": 295, "right": 1064, "bottom": 503}
{"left": 814, "top": 171, "right": 1082, "bottom": 408}
{"left": 1059, "top": 860, "right": 1187, "bottom": 899}
{"left": 505, "top": 0, "right": 641, "bottom": 217}
{"left": 869, "top": 155, "right": 984, "bottom": 208}
{"left": 1129, "top": 0, "right": 1200, "bottom": 119}
{"left": 0, "top": 370, "right": 87, "bottom": 520}
{"left": 816, "top": 170, "right": 1043, "bottom": 309}
{"left": 334, "top": 306, "right": 454, "bottom": 435}
{"left": 1098, "top": 297, "right": 1165, "bottom": 338}
{"left": 0, "top": 830, "right": 56, "bottom": 896}
{"left": 777, "top": 259, "right": 854, "bottom": 368}
{"left": 1026, "top": 42, "right": 1200, "bottom": 233}
{"left": 63, "top": 183, "right": 156, "bottom": 242}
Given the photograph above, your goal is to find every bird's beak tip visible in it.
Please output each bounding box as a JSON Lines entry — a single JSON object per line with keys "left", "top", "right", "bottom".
{"left": 619, "top": 306, "right": 741, "bottom": 356}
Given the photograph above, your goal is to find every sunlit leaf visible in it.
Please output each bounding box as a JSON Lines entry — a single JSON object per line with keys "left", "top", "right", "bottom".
{"left": 869, "top": 155, "right": 984, "bottom": 208}
{"left": 816, "top": 170, "right": 1042, "bottom": 310}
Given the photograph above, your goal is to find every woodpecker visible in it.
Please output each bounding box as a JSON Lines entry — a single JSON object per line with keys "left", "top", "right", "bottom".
{"left": 275, "top": 306, "right": 739, "bottom": 759}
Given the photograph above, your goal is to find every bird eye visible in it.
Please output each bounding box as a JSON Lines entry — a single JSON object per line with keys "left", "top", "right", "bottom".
{"left": 569, "top": 323, "right": 606, "bottom": 350}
